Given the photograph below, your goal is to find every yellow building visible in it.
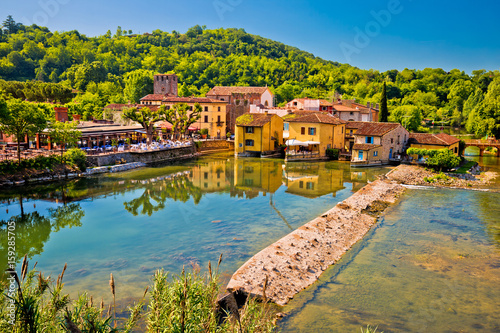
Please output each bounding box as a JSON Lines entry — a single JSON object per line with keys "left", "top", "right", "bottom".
{"left": 408, "top": 133, "right": 461, "bottom": 157}
{"left": 162, "top": 97, "right": 227, "bottom": 139}
{"left": 285, "top": 112, "right": 346, "bottom": 158}
{"left": 235, "top": 112, "right": 284, "bottom": 157}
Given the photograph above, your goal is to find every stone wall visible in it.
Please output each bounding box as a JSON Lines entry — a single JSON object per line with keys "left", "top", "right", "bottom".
{"left": 87, "top": 146, "right": 196, "bottom": 167}
{"left": 199, "top": 140, "right": 233, "bottom": 151}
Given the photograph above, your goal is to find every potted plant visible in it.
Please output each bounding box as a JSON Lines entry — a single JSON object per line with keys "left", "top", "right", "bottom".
{"left": 200, "top": 128, "right": 209, "bottom": 139}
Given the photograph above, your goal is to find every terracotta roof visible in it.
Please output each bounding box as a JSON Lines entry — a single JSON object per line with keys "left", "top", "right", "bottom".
{"left": 345, "top": 121, "right": 366, "bottom": 129}
{"left": 140, "top": 94, "right": 167, "bottom": 101}
{"left": 236, "top": 113, "right": 275, "bottom": 127}
{"left": 409, "top": 133, "right": 460, "bottom": 146}
{"left": 207, "top": 86, "right": 269, "bottom": 96}
{"left": 352, "top": 143, "right": 382, "bottom": 150}
{"left": 319, "top": 99, "right": 333, "bottom": 106}
{"left": 332, "top": 104, "right": 372, "bottom": 114}
{"left": 286, "top": 113, "right": 346, "bottom": 125}
{"left": 163, "top": 97, "right": 227, "bottom": 104}
{"left": 355, "top": 122, "right": 402, "bottom": 136}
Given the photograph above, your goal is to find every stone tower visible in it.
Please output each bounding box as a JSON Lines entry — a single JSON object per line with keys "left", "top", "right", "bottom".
{"left": 153, "top": 74, "right": 178, "bottom": 96}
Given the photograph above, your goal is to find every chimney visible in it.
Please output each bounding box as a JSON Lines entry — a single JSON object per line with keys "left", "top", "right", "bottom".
{"left": 367, "top": 102, "right": 370, "bottom": 108}
{"left": 54, "top": 107, "right": 69, "bottom": 122}
{"left": 376, "top": 103, "right": 379, "bottom": 109}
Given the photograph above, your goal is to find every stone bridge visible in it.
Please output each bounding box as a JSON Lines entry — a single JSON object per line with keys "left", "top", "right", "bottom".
{"left": 464, "top": 139, "right": 500, "bottom": 156}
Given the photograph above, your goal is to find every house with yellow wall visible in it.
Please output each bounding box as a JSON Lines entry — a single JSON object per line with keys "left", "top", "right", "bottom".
{"left": 284, "top": 112, "right": 346, "bottom": 160}
{"left": 235, "top": 112, "right": 283, "bottom": 157}
{"left": 408, "top": 133, "right": 461, "bottom": 157}
{"left": 284, "top": 163, "right": 345, "bottom": 198}
{"left": 163, "top": 97, "right": 227, "bottom": 139}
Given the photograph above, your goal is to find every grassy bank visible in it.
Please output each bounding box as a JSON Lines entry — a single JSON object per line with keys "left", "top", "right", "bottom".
{"left": 0, "top": 256, "right": 279, "bottom": 332}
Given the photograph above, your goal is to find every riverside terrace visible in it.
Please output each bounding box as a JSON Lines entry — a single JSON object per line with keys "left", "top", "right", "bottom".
{"left": 0, "top": 120, "right": 195, "bottom": 161}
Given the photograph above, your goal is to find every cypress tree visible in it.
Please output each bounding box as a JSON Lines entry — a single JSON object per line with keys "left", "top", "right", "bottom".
{"left": 378, "top": 81, "right": 388, "bottom": 122}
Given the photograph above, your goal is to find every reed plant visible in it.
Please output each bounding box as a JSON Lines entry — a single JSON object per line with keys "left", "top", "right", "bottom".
{"left": 0, "top": 255, "right": 279, "bottom": 332}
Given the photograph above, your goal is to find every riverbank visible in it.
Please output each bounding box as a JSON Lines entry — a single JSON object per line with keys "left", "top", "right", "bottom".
{"left": 227, "top": 179, "right": 405, "bottom": 306}
{"left": 386, "top": 164, "right": 497, "bottom": 190}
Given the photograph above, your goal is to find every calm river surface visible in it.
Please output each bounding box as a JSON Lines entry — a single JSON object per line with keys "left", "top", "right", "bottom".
{"left": 1, "top": 152, "right": 499, "bottom": 332}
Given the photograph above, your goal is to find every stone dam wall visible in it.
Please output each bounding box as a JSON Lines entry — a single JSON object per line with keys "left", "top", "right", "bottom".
{"left": 226, "top": 179, "right": 406, "bottom": 306}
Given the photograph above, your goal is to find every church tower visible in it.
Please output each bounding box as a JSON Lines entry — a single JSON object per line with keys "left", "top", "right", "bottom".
{"left": 154, "top": 74, "right": 178, "bottom": 96}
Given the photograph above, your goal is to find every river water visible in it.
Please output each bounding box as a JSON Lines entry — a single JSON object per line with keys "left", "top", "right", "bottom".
{"left": 1, "top": 152, "right": 499, "bottom": 332}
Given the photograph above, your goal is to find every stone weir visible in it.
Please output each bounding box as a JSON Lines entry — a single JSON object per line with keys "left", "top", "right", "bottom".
{"left": 226, "top": 179, "right": 405, "bottom": 306}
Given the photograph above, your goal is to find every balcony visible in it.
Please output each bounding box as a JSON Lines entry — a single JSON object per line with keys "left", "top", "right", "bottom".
{"left": 216, "top": 121, "right": 224, "bottom": 127}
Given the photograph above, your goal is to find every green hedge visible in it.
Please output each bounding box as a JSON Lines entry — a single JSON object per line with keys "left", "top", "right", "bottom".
{"left": 326, "top": 148, "right": 340, "bottom": 160}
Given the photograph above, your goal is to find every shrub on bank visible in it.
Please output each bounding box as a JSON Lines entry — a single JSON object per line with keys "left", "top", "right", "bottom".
{"left": 63, "top": 148, "right": 87, "bottom": 172}
{"left": 325, "top": 148, "right": 339, "bottom": 160}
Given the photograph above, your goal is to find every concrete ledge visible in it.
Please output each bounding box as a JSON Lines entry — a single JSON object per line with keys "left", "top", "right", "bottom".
{"left": 226, "top": 179, "right": 405, "bottom": 306}
{"left": 84, "top": 162, "right": 146, "bottom": 175}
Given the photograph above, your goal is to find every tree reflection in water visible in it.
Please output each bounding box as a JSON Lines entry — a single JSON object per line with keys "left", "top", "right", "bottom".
{"left": 123, "top": 174, "right": 203, "bottom": 216}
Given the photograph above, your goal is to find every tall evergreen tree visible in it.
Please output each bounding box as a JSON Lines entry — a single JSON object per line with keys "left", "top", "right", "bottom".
{"left": 378, "top": 81, "right": 388, "bottom": 122}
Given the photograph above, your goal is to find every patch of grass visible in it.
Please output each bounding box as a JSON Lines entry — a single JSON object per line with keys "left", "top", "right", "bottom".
{"left": 361, "top": 325, "right": 383, "bottom": 333}
{"left": 451, "top": 160, "right": 476, "bottom": 174}
{"left": 424, "top": 172, "right": 450, "bottom": 183}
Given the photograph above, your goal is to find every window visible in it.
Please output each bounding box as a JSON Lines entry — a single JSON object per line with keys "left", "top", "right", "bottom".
{"left": 244, "top": 179, "right": 253, "bottom": 186}
{"left": 218, "top": 107, "right": 221, "bottom": 111}
{"left": 284, "top": 123, "right": 289, "bottom": 131}
{"left": 365, "top": 136, "right": 373, "bottom": 144}
{"left": 299, "top": 181, "right": 304, "bottom": 188}
{"left": 350, "top": 111, "right": 354, "bottom": 115}
{"left": 204, "top": 183, "right": 208, "bottom": 188}
{"left": 189, "top": 106, "right": 193, "bottom": 111}
{"left": 373, "top": 151, "right": 378, "bottom": 157}
{"left": 265, "top": 100, "right": 269, "bottom": 106}
{"left": 350, "top": 130, "right": 353, "bottom": 135}
{"left": 204, "top": 106, "right": 208, "bottom": 111}
{"left": 397, "top": 135, "right": 400, "bottom": 145}
{"left": 246, "top": 127, "right": 254, "bottom": 133}
{"left": 245, "top": 139, "right": 254, "bottom": 146}
{"left": 204, "top": 115, "right": 209, "bottom": 123}
{"left": 306, "top": 182, "right": 314, "bottom": 190}
{"left": 166, "top": 105, "right": 171, "bottom": 110}
{"left": 217, "top": 115, "right": 221, "bottom": 122}
{"left": 308, "top": 127, "right": 316, "bottom": 135}
{"left": 301, "top": 127, "right": 305, "bottom": 135}
{"left": 204, "top": 172, "right": 208, "bottom": 179}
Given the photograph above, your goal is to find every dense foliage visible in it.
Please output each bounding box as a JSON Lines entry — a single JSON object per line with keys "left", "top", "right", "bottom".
{"left": 1, "top": 17, "right": 499, "bottom": 136}
{"left": 407, "top": 147, "right": 461, "bottom": 171}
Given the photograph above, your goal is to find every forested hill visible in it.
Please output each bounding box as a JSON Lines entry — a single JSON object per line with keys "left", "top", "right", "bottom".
{"left": 0, "top": 18, "right": 499, "bottom": 136}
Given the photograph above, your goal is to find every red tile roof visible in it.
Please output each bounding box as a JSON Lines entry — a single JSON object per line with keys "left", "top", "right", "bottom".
{"left": 355, "top": 122, "right": 402, "bottom": 136}
{"left": 286, "top": 112, "right": 346, "bottom": 125}
{"left": 236, "top": 113, "right": 275, "bottom": 127}
{"left": 345, "top": 121, "right": 366, "bottom": 129}
{"left": 140, "top": 94, "right": 167, "bottom": 101}
{"left": 409, "top": 133, "right": 460, "bottom": 146}
{"left": 352, "top": 143, "right": 382, "bottom": 150}
{"left": 207, "top": 86, "right": 269, "bottom": 96}
{"left": 163, "top": 97, "right": 227, "bottom": 104}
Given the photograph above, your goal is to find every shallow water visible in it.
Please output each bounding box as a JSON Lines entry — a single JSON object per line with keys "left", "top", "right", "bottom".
{"left": 280, "top": 187, "right": 500, "bottom": 332}
{"left": 0, "top": 153, "right": 388, "bottom": 307}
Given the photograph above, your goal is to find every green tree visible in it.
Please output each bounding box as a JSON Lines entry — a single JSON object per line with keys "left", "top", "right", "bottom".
{"left": 2, "top": 15, "right": 21, "bottom": 35}
{"left": 163, "top": 103, "right": 202, "bottom": 139}
{"left": 0, "top": 99, "right": 47, "bottom": 163}
{"left": 122, "top": 106, "right": 166, "bottom": 144}
{"left": 378, "top": 81, "right": 388, "bottom": 122}
{"left": 123, "top": 69, "right": 154, "bottom": 103}
{"left": 388, "top": 105, "right": 422, "bottom": 132}
{"left": 47, "top": 120, "right": 82, "bottom": 159}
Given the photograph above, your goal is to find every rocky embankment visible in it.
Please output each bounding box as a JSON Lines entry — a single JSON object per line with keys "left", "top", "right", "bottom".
{"left": 385, "top": 164, "right": 496, "bottom": 189}
{"left": 226, "top": 179, "right": 405, "bottom": 306}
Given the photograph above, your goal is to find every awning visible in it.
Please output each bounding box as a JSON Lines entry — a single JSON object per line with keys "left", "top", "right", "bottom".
{"left": 285, "top": 139, "right": 308, "bottom": 146}
{"left": 188, "top": 126, "right": 198, "bottom": 131}
{"left": 304, "top": 141, "right": 321, "bottom": 145}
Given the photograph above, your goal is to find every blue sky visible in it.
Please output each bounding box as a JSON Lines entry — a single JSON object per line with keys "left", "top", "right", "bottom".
{"left": 3, "top": 0, "right": 499, "bottom": 74}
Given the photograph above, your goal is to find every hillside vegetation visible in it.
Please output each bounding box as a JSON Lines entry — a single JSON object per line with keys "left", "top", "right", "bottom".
{"left": 1, "top": 17, "right": 499, "bottom": 136}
